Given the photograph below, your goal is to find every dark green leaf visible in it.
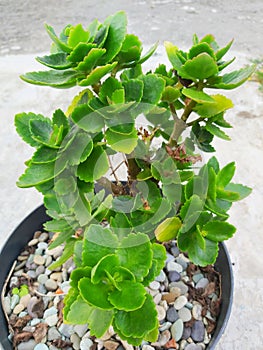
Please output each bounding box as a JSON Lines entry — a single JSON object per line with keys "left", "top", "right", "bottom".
{"left": 202, "top": 221, "right": 236, "bottom": 241}
{"left": 79, "top": 277, "right": 113, "bottom": 309}
{"left": 105, "top": 127, "right": 138, "bottom": 153}
{"left": 48, "top": 238, "right": 76, "bottom": 269}
{"left": 213, "top": 65, "right": 256, "bottom": 89}
{"left": 15, "top": 112, "right": 47, "bottom": 147}
{"left": 140, "top": 74, "right": 165, "bottom": 105}
{"left": 44, "top": 23, "right": 71, "bottom": 53}
{"left": 71, "top": 104, "right": 104, "bottom": 133}
{"left": 30, "top": 119, "right": 53, "bottom": 146}
{"left": 63, "top": 132, "right": 93, "bottom": 165}
{"left": 36, "top": 53, "right": 72, "bottom": 69}
{"left": 216, "top": 162, "right": 235, "bottom": 188}
{"left": 205, "top": 123, "right": 231, "bottom": 140}
{"left": 21, "top": 70, "right": 79, "bottom": 87}
{"left": 78, "top": 62, "right": 117, "bottom": 86}
{"left": 31, "top": 147, "right": 58, "bottom": 164}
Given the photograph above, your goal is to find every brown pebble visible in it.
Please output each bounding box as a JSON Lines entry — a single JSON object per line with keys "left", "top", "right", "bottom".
{"left": 33, "top": 255, "right": 46, "bottom": 265}
{"left": 162, "top": 289, "right": 181, "bottom": 304}
{"left": 28, "top": 238, "right": 39, "bottom": 247}
{"left": 104, "top": 340, "right": 119, "bottom": 350}
{"left": 13, "top": 303, "right": 25, "bottom": 315}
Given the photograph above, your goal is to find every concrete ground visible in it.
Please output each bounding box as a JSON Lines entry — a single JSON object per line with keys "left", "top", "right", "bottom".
{"left": 1, "top": 1, "right": 263, "bottom": 349}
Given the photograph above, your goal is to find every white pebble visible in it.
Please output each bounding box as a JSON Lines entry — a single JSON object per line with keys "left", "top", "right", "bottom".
{"left": 178, "top": 307, "right": 192, "bottom": 322}
{"left": 149, "top": 281, "right": 160, "bottom": 290}
{"left": 174, "top": 295, "right": 188, "bottom": 310}
{"left": 156, "top": 305, "right": 166, "bottom": 321}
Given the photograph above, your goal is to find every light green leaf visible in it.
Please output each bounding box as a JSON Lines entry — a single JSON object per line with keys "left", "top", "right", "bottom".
{"left": 140, "top": 74, "right": 165, "bottom": 105}
{"left": 155, "top": 217, "right": 182, "bottom": 242}
{"left": 194, "top": 94, "right": 233, "bottom": 117}
{"left": 82, "top": 225, "right": 118, "bottom": 266}
{"left": 71, "top": 104, "right": 104, "bottom": 133}
{"left": 78, "top": 62, "right": 117, "bottom": 86}
{"left": 180, "top": 194, "right": 204, "bottom": 221}
{"left": 105, "top": 128, "right": 138, "bottom": 153}
{"left": 79, "top": 277, "right": 113, "bottom": 309}
{"left": 67, "top": 43, "right": 96, "bottom": 63}
{"left": 179, "top": 53, "right": 218, "bottom": 80}
{"left": 65, "top": 296, "right": 93, "bottom": 324}
{"left": 63, "top": 132, "right": 93, "bottom": 165}
{"left": 216, "top": 188, "right": 240, "bottom": 202}
{"left": 117, "top": 34, "right": 142, "bottom": 63}
{"left": 77, "top": 146, "right": 109, "bottom": 182}
{"left": 89, "top": 309, "right": 114, "bottom": 338}
{"left": 108, "top": 280, "right": 146, "bottom": 311}
{"left": 202, "top": 221, "right": 236, "bottom": 241}
{"left": 164, "top": 41, "right": 183, "bottom": 71}
{"left": 67, "top": 24, "right": 90, "bottom": 48}
{"left": 20, "top": 70, "right": 79, "bottom": 87}
{"left": 188, "top": 42, "right": 216, "bottom": 59}
{"left": 162, "top": 86, "right": 181, "bottom": 103}
{"left": 207, "top": 166, "right": 217, "bottom": 202}
{"left": 44, "top": 23, "right": 71, "bottom": 53}
{"left": 182, "top": 88, "right": 214, "bottom": 103}
{"left": 215, "top": 39, "right": 234, "bottom": 61}
{"left": 70, "top": 266, "right": 92, "bottom": 288}
{"left": 76, "top": 48, "right": 106, "bottom": 72}
{"left": 48, "top": 230, "right": 74, "bottom": 249}
{"left": 48, "top": 238, "right": 76, "bottom": 269}
{"left": 117, "top": 233, "right": 152, "bottom": 282}
{"left": 216, "top": 162, "right": 235, "bottom": 188}
{"left": 225, "top": 183, "right": 252, "bottom": 200}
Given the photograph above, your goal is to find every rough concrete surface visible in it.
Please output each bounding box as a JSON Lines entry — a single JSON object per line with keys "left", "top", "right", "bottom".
{"left": 0, "top": 1, "right": 263, "bottom": 349}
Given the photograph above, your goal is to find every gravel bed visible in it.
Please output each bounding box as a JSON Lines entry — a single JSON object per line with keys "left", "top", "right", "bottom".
{"left": 2, "top": 230, "right": 221, "bottom": 350}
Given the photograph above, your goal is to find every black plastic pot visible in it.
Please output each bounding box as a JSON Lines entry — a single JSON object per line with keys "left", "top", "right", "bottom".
{"left": 0, "top": 205, "right": 233, "bottom": 350}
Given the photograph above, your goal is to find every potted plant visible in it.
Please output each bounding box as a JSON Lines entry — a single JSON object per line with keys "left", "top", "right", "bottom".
{"left": 1, "top": 11, "right": 254, "bottom": 349}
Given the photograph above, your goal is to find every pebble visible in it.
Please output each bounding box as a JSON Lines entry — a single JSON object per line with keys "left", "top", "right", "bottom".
{"left": 27, "top": 270, "right": 37, "bottom": 278}
{"left": 104, "top": 340, "right": 120, "bottom": 350}
{"left": 178, "top": 307, "right": 192, "bottom": 322}
{"left": 153, "top": 293, "right": 162, "bottom": 305}
{"left": 191, "top": 321, "right": 205, "bottom": 342}
{"left": 176, "top": 256, "right": 188, "bottom": 270}
{"left": 59, "top": 323, "right": 75, "bottom": 337}
{"left": 45, "top": 279, "right": 58, "bottom": 291}
{"left": 171, "top": 246, "right": 180, "bottom": 257}
{"left": 166, "top": 307, "right": 179, "bottom": 323}
{"left": 174, "top": 295, "right": 188, "bottom": 310}
{"left": 34, "top": 344, "right": 49, "bottom": 350}
{"left": 152, "top": 330, "right": 170, "bottom": 347}
{"left": 170, "top": 281, "right": 188, "bottom": 295}
{"left": 13, "top": 303, "right": 25, "bottom": 314}
{"left": 196, "top": 278, "right": 209, "bottom": 289}
{"left": 155, "top": 270, "right": 166, "bottom": 282}
{"left": 156, "top": 305, "right": 166, "bottom": 321}
{"left": 167, "top": 261, "right": 183, "bottom": 273}
{"left": 142, "top": 346, "right": 155, "bottom": 350}
{"left": 168, "top": 270, "right": 181, "bottom": 282}
{"left": 35, "top": 265, "right": 45, "bottom": 276}
{"left": 45, "top": 314, "right": 58, "bottom": 327}
{"left": 3, "top": 297, "right": 11, "bottom": 315}
{"left": 74, "top": 324, "right": 89, "bottom": 338}
{"left": 33, "top": 255, "right": 46, "bottom": 265}
{"left": 44, "top": 306, "right": 57, "bottom": 318}
{"left": 17, "top": 340, "right": 37, "bottom": 350}
{"left": 162, "top": 289, "right": 181, "bottom": 304}
{"left": 28, "top": 238, "right": 39, "bottom": 246}
{"left": 159, "top": 321, "right": 172, "bottom": 331}
{"left": 192, "top": 273, "right": 204, "bottom": 284}
{"left": 171, "top": 318, "right": 184, "bottom": 342}
{"left": 80, "top": 337, "right": 93, "bottom": 350}
{"left": 38, "top": 232, "right": 49, "bottom": 242}
{"left": 71, "top": 333, "right": 81, "bottom": 350}
{"left": 50, "top": 272, "right": 63, "bottom": 282}
{"left": 192, "top": 303, "right": 203, "bottom": 320}
{"left": 185, "top": 344, "right": 203, "bottom": 350}
{"left": 182, "top": 326, "right": 191, "bottom": 340}
{"left": 48, "top": 327, "right": 61, "bottom": 341}
{"left": 38, "top": 273, "right": 49, "bottom": 285}
{"left": 10, "top": 294, "right": 20, "bottom": 309}
{"left": 149, "top": 281, "right": 160, "bottom": 290}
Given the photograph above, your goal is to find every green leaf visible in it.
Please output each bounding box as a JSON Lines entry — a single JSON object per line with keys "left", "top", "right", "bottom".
{"left": 63, "top": 287, "right": 79, "bottom": 321}
{"left": 63, "top": 132, "right": 93, "bottom": 165}
{"left": 91, "top": 254, "right": 120, "bottom": 284}
{"left": 182, "top": 88, "right": 214, "bottom": 103}
{"left": 216, "top": 162, "right": 236, "bottom": 188}
{"left": 54, "top": 175, "right": 76, "bottom": 195}
{"left": 216, "top": 188, "right": 240, "bottom": 202}
{"left": 65, "top": 296, "right": 93, "bottom": 324}
{"left": 117, "top": 34, "right": 142, "bottom": 63}
{"left": 70, "top": 266, "right": 92, "bottom": 288}
{"left": 207, "top": 156, "right": 219, "bottom": 173}
{"left": 164, "top": 41, "right": 183, "bottom": 71}
{"left": 15, "top": 112, "right": 47, "bottom": 147}
{"left": 77, "top": 146, "right": 109, "bottom": 182}
{"left": 99, "top": 11, "right": 127, "bottom": 64}
{"left": 155, "top": 217, "right": 182, "bottom": 242}
{"left": 140, "top": 74, "right": 165, "bottom": 105}
{"left": 44, "top": 23, "right": 71, "bottom": 53}
{"left": 162, "top": 86, "right": 181, "bottom": 103}
{"left": 30, "top": 119, "right": 53, "bottom": 146}
{"left": 79, "top": 277, "right": 113, "bottom": 309}
{"left": 78, "top": 62, "right": 117, "bottom": 86}
{"left": 31, "top": 147, "right": 58, "bottom": 164}
{"left": 109, "top": 280, "right": 146, "bottom": 311}
{"left": 44, "top": 218, "right": 72, "bottom": 232}
{"left": 99, "top": 76, "right": 123, "bottom": 104}
{"left": 212, "top": 65, "right": 256, "bottom": 89}
{"left": 48, "top": 230, "right": 74, "bottom": 249}
{"left": 205, "top": 198, "right": 229, "bottom": 219}
{"left": 188, "top": 42, "right": 216, "bottom": 59}
{"left": 36, "top": 53, "right": 72, "bottom": 69}
{"left": 21, "top": 70, "right": 79, "bottom": 87}
{"left": 202, "top": 221, "right": 236, "bottom": 241}
{"left": 48, "top": 238, "right": 76, "bottom": 269}
{"left": 180, "top": 194, "right": 205, "bottom": 221}
{"left": 215, "top": 39, "right": 234, "bottom": 61}
{"left": 205, "top": 123, "right": 231, "bottom": 141}
{"left": 71, "top": 104, "right": 104, "bottom": 133}
{"left": 82, "top": 225, "right": 118, "bottom": 266}
{"left": 67, "top": 43, "right": 96, "bottom": 63}
{"left": 225, "top": 183, "right": 252, "bottom": 200}
{"left": 17, "top": 159, "right": 67, "bottom": 188}
{"left": 117, "top": 233, "right": 152, "bottom": 282}
{"left": 207, "top": 166, "right": 217, "bottom": 202}
{"left": 105, "top": 128, "right": 138, "bottom": 153}
{"left": 114, "top": 294, "right": 157, "bottom": 338}
{"left": 52, "top": 109, "right": 69, "bottom": 135}
{"left": 89, "top": 308, "right": 114, "bottom": 338}
{"left": 179, "top": 53, "right": 218, "bottom": 80}
{"left": 76, "top": 48, "right": 106, "bottom": 72}
{"left": 67, "top": 24, "right": 90, "bottom": 48}
{"left": 136, "top": 42, "right": 158, "bottom": 65}
{"left": 94, "top": 24, "right": 109, "bottom": 47}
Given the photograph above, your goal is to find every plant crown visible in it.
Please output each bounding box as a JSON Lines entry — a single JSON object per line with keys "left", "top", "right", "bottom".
{"left": 15, "top": 11, "right": 254, "bottom": 344}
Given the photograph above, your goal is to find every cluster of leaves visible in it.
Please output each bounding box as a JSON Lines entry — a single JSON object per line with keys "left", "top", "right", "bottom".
{"left": 64, "top": 225, "right": 166, "bottom": 345}
{"left": 15, "top": 11, "right": 254, "bottom": 344}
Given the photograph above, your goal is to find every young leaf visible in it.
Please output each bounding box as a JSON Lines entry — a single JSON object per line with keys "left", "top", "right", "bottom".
{"left": 215, "top": 39, "right": 234, "bottom": 61}
{"left": 67, "top": 24, "right": 90, "bottom": 48}
{"left": 216, "top": 188, "right": 240, "bottom": 202}
{"left": 65, "top": 296, "right": 93, "bottom": 324}
{"left": 182, "top": 88, "right": 214, "bottom": 103}
{"left": 194, "top": 94, "right": 233, "bottom": 118}
{"left": 216, "top": 162, "right": 235, "bottom": 188}
{"left": 67, "top": 43, "right": 96, "bottom": 63}
{"left": 44, "top": 23, "right": 71, "bottom": 53}
{"left": 78, "top": 62, "right": 117, "bottom": 86}
{"left": 164, "top": 41, "right": 183, "bottom": 71}
{"left": 79, "top": 277, "right": 113, "bottom": 309}
{"left": 202, "top": 221, "right": 236, "bottom": 241}
{"left": 179, "top": 53, "right": 218, "bottom": 80}
{"left": 154, "top": 217, "right": 182, "bottom": 242}
{"left": 91, "top": 254, "right": 120, "bottom": 284}
{"left": 76, "top": 48, "right": 106, "bottom": 72}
